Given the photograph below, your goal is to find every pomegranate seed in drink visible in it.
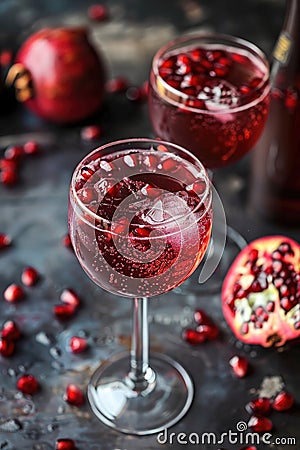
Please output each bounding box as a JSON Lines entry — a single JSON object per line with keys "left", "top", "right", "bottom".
{"left": 3, "top": 284, "right": 25, "bottom": 302}
{"left": 1, "top": 320, "right": 21, "bottom": 341}
{"left": 53, "top": 304, "right": 76, "bottom": 320}
{"left": 55, "top": 439, "right": 77, "bottom": 450}
{"left": 245, "top": 397, "right": 271, "bottom": 415}
{"left": 0, "top": 337, "right": 15, "bottom": 356}
{"left": 182, "top": 328, "right": 207, "bottom": 345}
{"left": 17, "top": 374, "right": 39, "bottom": 394}
{"left": 0, "top": 233, "right": 11, "bottom": 249}
{"left": 272, "top": 391, "right": 294, "bottom": 411}
{"left": 60, "top": 289, "right": 81, "bottom": 309}
{"left": 248, "top": 415, "right": 272, "bottom": 432}
{"left": 229, "top": 355, "right": 249, "bottom": 378}
{"left": 69, "top": 336, "right": 88, "bottom": 354}
{"left": 23, "top": 140, "right": 41, "bottom": 155}
{"left": 21, "top": 266, "right": 39, "bottom": 286}
{"left": 80, "top": 166, "right": 94, "bottom": 181}
{"left": 64, "top": 383, "right": 85, "bottom": 406}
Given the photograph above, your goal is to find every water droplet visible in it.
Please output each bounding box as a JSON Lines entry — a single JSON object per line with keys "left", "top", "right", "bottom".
{"left": 50, "top": 346, "right": 62, "bottom": 358}
{"left": 7, "top": 368, "right": 16, "bottom": 377}
{"left": 47, "top": 422, "right": 58, "bottom": 432}
{"left": 0, "top": 419, "right": 22, "bottom": 432}
{"left": 35, "top": 331, "right": 52, "bottom": 346}
{"left": 57, "top": 405, "right": 65, "bottom": 414}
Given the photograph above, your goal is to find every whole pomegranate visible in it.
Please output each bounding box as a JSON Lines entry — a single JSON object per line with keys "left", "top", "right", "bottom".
{"left": 222, "top": 236, "right": 300, "bottom": 347}
{"left": 7, "top": 27, "right": 105, "bottom": 123}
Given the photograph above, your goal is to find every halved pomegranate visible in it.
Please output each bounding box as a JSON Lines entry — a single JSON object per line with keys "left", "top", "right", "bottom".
{"left": 222, "top": 236, "right": 300, "bottom": 347}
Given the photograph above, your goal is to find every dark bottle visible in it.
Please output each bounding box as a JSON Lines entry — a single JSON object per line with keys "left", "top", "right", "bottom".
{"left": 250, "top": 0, "right": 300, "bottom": 225}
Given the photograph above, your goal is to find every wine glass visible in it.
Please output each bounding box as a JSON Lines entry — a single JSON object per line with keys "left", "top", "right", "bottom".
{"left": 68, "top": 138, "right": 212, "bottom": 434}
{"left": 148, "top": 33, "right": 270, "bottom": 286}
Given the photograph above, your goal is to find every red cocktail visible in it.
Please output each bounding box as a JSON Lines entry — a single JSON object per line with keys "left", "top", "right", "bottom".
{"left": 68, "top": 138, "right": 212, "bottom": 434}
{"left": 149, "top": 34, "right": 270, "bottom": 169}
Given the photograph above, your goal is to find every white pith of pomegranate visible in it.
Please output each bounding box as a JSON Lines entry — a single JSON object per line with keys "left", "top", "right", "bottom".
{"left": 222, "top": 236, "right": 300, "bottom": 347}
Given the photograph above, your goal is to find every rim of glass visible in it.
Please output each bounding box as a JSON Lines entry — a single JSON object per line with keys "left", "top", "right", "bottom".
{"left": 70, "top": 138, "right": 212, "bottom": 234}
{"left": 151, "top": 32, "right": 270, "bottom": 115}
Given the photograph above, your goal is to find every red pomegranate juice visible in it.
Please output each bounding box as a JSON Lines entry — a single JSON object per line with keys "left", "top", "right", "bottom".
{"left": 69, "top": 149, "right": 212, "bottom": 297}
{"left": 149, "top": 43, "right": 270, "bottom": 168}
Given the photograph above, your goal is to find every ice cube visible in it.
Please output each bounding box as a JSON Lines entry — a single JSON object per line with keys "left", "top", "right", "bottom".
{"left": 198, "top": 79, "right": 239, "bottom": 110}
{"left": 141, "top": 192, "right": 192, "bottom": 225}
{"left": 94, "top": 178, "right": 117, "bottom": 201}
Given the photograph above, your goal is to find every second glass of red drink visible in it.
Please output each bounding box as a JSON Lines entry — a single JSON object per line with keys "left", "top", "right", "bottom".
{"left": 148, "top": 33, "right": 270, "bottom": 170}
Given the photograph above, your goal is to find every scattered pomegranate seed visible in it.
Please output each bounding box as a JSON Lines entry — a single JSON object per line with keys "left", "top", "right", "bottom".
{"left": 23, "top": 140, "right": 41, "bottom": 155}
{"left": 88, "top": 4, "right": 108, "bottom": 21}
{"left": 1, "top": 320, "right": 21, "bottom": 341}
{"left": 272, "top": 391, "right": 294, "bottom": 411}
{"left": 3, "top": 284, "right": 25, "bottom": 302}
{"left": 17, "top": 374, "right": 39, "bottom": 394}
{"left": 60, "top": 289, "right": 81, "bottom": 309}
{"left": 69, "top": 336, "right": 88, "bottom": 354}
{"left": 245, "top": 397, "right": 271, "bottom": 415}
{"left": 53, "top": 304, "right": 76, "bottom": 320}
{"left": 64, "top": 383, "right": 85, "bottom": 406}
{"left": 229, "top": 355, "right": 249, "bottom": 378}
{"left": 55, "top": 439, "right": 77, "bottom": 450}
{"left": 81, "top": 125, "right": 102, "bottom": 141}
{"left": 0, "top": 158, "right": 17, "bottom": 171}
{"left": 196, "top": 323, "right": 219, "bottom": 340}
{"left": 0, "top": 337, "right": 15, "bottom": 356}
{"left": 0, "top": 169, "right": 18, "bottom": 186}
{"left": 126, "top": 86, "right": 143, "bottom": 102}
{"left": 194, "top": 309, "right": 210, "bottom": 324}
{"left": 140, "top": 80, "right": 149, "bottom": 98}
{"left": 4, "top": 145, "right": 24, "bottom": 162}
{"left": 182, "top": 328, "right": 206, "bottom": 345}
{"left": 62, "top": 234, "right": 73, "bottom": 250}
{"left": 21, "top": 266, "right": 39, "bottom": 286}
{"left": 105, "top": 77, "right": 129, "bottom": 93}
{"left": 248, "top": 415, "right": 273, "bottom": 432}
{"left": 0, "top": 233, "right": 11, "bottom": 249}
{"left": 0, "top": 50, "right": 13, "bottom": 66}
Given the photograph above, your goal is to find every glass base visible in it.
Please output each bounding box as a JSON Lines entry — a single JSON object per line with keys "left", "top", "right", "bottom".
{"left": 88, "top": 352, "right": 194, "bottom": 435}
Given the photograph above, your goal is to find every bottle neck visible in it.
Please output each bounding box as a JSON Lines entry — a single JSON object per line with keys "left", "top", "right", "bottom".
{"left": 271, "top": 0, "right": 300, "bottom": 82}
{"left": 284, "top": 0, "right": 299, "bottom": 34}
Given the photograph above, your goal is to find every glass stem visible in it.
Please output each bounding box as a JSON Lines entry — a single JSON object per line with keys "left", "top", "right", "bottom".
{"left": 128, "top": 297, "right": 156, "bottom": 393}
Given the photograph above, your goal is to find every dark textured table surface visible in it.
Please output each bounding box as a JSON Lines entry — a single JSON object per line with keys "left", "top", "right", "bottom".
{"left": 1, "top": 1, "right": 300, "bottom": 449}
